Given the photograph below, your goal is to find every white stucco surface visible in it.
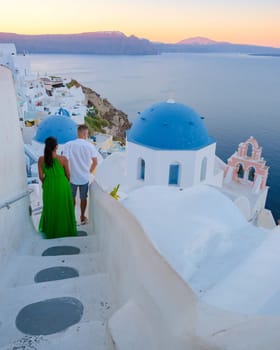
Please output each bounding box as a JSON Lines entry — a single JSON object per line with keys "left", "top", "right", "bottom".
{"left": 122, "top": 184, "right": 280, "bottom": 314}
{"left": 0, "top": 66, "right": 36, "bottom": 267}
{"left": 126, "top": 141, "right": 220, "bottom": 188}
{"left": 95, "top": 152, "right": 280, "bottom": 316}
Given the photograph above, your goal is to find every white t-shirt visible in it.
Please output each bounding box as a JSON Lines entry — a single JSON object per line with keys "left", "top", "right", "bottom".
{"left": 63, "top": 138, "right": 98, "bottom": 185}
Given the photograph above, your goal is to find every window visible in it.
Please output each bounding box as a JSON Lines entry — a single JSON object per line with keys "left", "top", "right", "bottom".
{"left": 237, "top": 163, "right": 244, "bottom": 178}
{"left": 169, "top": 163, "right": 180, "bottom": 185}
{"left": 247, "top": 143, "right": 253, "bottom": 157}
{"left": 200, "top": 157, "right": 207, "bottom": 181}
{"left": 138, "top": 158, "right": 145, "bottom": 180}
{"left": 248, "top": 167, "right": 255, "bottom": 182}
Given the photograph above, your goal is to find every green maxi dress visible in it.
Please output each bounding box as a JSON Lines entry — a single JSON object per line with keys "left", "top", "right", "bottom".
{"left": 39, "top": 158, "right": 77, "bottom": 238}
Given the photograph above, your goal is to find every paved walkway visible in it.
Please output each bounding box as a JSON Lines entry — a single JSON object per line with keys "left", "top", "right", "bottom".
{"left": 0, "top": 204, "right": 114, "bottom": 349}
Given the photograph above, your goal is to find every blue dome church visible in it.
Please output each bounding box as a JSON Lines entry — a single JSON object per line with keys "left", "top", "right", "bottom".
{"left": 126, "top": 100, "right": 223, "bottom": 188}
{"left": 34, "top": 115, "right": 77, "bottom": 144}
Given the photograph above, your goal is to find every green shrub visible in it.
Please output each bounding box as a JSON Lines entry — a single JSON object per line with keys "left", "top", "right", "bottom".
{"left": 85, "top": 115, "right": 109, "bottom": 135}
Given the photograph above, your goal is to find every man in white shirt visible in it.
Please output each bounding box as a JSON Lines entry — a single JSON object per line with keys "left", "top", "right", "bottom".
{"left": 63, "top": 124, "right": 98, "bottom": 224}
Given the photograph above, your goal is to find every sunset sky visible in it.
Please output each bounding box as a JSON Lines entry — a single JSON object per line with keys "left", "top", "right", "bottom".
{"left": 1, "top": 0, "right": 280, "bottom": 47}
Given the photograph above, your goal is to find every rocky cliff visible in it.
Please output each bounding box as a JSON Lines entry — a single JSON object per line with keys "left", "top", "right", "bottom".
{"left": 69, "top": 80, "right": 132, "bottom": 142}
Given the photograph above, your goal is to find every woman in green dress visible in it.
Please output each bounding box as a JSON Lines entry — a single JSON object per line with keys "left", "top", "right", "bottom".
{"left": 38, "top": 137, "right": 77, "bottom": 238}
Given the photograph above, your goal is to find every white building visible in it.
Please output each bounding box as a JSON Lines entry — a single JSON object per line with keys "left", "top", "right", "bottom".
{"left": 96, "top": 99, "right": 274, "bottom": 228}
{"left": 91, "top": 99, "right": 280, "bottom": 348}
{"left": 126, "top": 100, "right": 223, "bottom": 189}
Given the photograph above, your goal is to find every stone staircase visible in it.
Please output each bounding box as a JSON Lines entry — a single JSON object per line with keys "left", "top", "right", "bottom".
{"left": 0, "top": 224, "right": 114, "bottom": 350}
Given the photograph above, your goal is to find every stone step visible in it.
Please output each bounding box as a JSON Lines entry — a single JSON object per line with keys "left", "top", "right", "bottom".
{"left": 1, "top": 252, "right": 104, "bottom": 288}
{"left": 20, "top": 234, "right": 99, "bottom": 256}
{"left": 0, "top": 320, "right": 110, "bottom": 350}
{"left": 0, "top": 273, "right": 114, "bottom": 348}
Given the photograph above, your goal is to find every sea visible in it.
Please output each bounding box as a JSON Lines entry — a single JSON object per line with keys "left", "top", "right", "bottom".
{"left": 29, "top": 53, "right": 280, "bottom": 222}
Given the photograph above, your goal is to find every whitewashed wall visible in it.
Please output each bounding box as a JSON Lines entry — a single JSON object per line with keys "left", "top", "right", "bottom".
{"left": 90, "top": 183, "right": 198, "bottom": 349}
{"left": 90, "top": 182, "right": 280, "bottom": 349}
{"left": 126, "top": 141, "right": 218, "bottom": 188}
{"left": 0, "top": 66, "right": 36, "bottom": 268}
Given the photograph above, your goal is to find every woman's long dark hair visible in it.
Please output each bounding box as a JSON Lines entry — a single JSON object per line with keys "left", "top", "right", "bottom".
{"left": 44, "top": 137, "right": 58, "bottom": 168}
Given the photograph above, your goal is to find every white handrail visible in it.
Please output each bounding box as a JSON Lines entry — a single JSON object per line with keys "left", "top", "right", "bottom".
{"left": 0, "top": 189, "right": 33, "bottom": 210}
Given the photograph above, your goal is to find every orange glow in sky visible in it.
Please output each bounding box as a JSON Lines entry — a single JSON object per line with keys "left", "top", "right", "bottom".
{"left": 1, "top": 0, "right": 280, "bottom": 47}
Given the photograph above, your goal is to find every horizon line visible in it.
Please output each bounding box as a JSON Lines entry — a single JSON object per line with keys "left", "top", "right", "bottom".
{"left": 0, "top": 31, "right": 279, "bottom": 49}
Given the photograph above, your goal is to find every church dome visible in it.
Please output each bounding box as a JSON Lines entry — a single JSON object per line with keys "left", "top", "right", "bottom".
{"left": 126, "top": 101, "right": 215, "bottom": 150}
{"left": 34, "top": 115, "right": 77, "bottom": 144}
